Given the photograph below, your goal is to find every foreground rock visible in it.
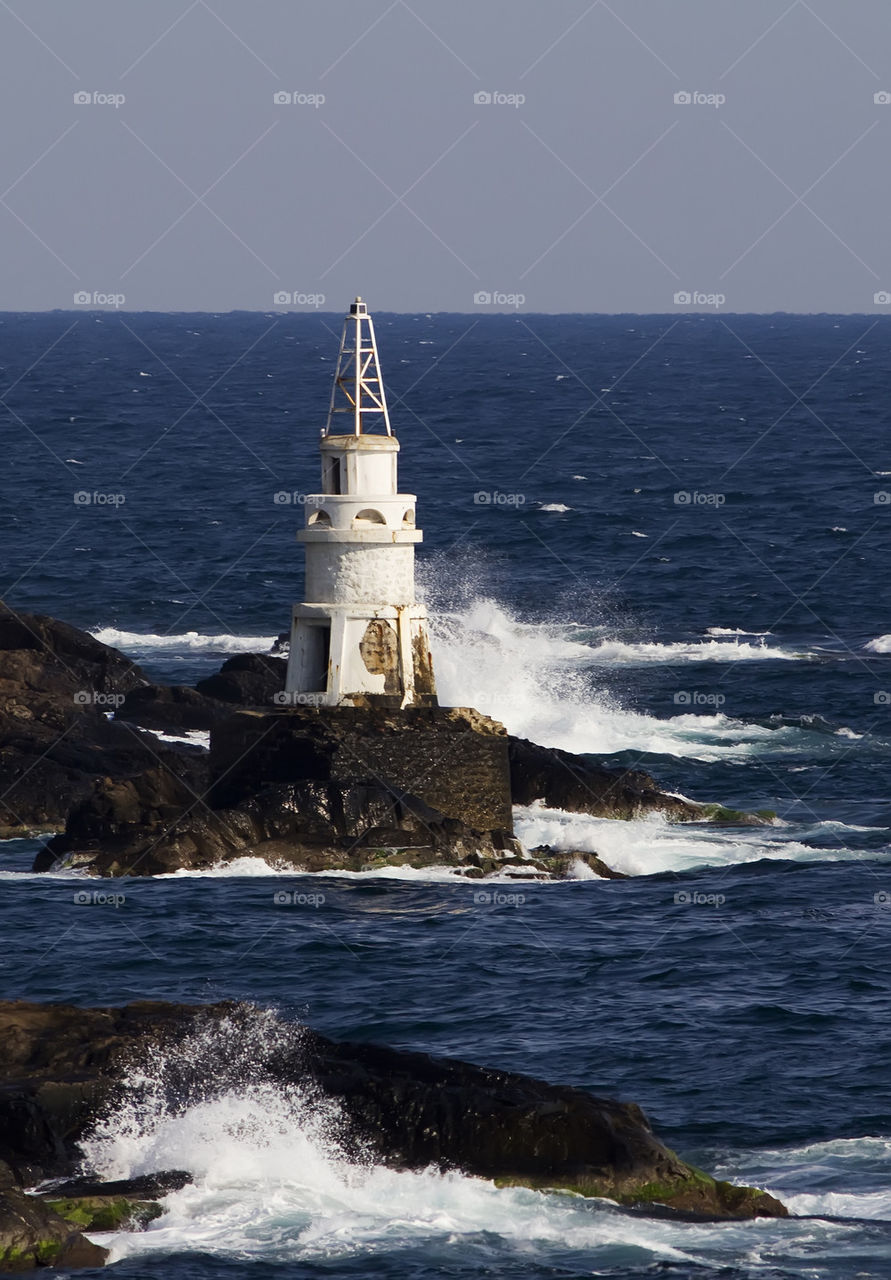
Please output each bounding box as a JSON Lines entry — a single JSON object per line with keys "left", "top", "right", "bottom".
{"left": 0, "top": 999, "right": 786, "bottom": 1230}
{"left": 0, "top": 1178, "right": 108, "bottom": 1272}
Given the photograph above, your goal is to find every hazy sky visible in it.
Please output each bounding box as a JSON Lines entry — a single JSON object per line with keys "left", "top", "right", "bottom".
{"left": 2, "top": 0, "right": 891, "bottom": 313}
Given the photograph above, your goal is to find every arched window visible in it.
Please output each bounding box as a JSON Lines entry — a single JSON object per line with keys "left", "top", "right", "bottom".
{"left": 308, "top": 509, "right": 332, "bottom": 526}
{"left": 353, "top": 508, "right": 386, "bottom": 525}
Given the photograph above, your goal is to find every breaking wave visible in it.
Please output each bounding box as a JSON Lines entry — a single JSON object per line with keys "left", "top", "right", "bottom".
{"left": 79, "top": 1011, "right": 884, "bottom": 1270}
{"left": 90, "top": 627, "right": 278, "bottom": 656}
{"left": 427, "top": 598, "right": 834, "bottom": 761}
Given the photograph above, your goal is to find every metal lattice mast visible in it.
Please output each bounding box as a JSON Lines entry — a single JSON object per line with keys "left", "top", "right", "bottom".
{"left": 324, "top": 296, "right": 392, "bottom": 437}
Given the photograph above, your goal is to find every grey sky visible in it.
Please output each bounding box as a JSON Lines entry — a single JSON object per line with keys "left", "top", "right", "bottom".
{"left": 1, "top": 0, "right": 890, "bottom": 313}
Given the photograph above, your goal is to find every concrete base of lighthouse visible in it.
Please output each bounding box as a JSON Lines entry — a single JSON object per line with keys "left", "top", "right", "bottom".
{"left": 285, "top": 604, "right": 437, "bottom": 709}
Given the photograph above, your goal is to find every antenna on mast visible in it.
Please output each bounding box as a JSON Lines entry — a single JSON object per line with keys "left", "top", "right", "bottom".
{"left": 324, "top": 297, "right": 392, "bottom": 437}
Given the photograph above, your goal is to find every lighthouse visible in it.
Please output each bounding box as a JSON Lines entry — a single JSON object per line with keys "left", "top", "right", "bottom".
{"left": 284, "top": 297, "right": 438, "bottom": 708}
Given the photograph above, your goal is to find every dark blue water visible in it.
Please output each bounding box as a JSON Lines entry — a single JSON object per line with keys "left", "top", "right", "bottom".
{"left": 2, "top": 312, "right": 890, "bottom": 1277}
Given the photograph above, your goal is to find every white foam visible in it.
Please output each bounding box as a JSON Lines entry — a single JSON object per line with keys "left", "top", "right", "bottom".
{"left": 784, "top": 1189, "right": 891, "bottom": 1219}
{"left": 428, "top": 599, "right": 811, "bottom": 761}
{"left": 84, "top": 1013, "right": 703, "bottom": 1268}
{"left": 146, "top": 729, "right": 211, "bottom": 749}
{"left": 865, "top": 634, "right": 891, "bottom": 654}
{"left": 160, "top": 856, "right": 295, "bottom": 879}
{"left": 588, "top": 637, "right": 797, "bottom": 665}
{"left": 90, "top": 628, "right": 277, "bottom": 655}
{"left": 160, "top": 858, "right": 561, "bottom": 884}
{"left": 706, "top": 627, "right": 772, "bottom": 637}
{"left": 714, "top": 1136, "right": 891, "bottom": 1221}
{"left": 537, "top": 503, "right": 572, "bottom": 513}
{"left": 514, "top": 803, "right": 887, "bottom": 875}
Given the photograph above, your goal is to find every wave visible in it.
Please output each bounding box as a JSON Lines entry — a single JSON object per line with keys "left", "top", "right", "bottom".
{"left": 90, "top": 627, "right": 277, "bottom": 655}
{"left": 586, "top": 637, "right": 799, "bottom": 664}
{"left": 713, "top": 1136, "right": 891, "bottom": 1223}
{"left": 158, "top": 859, "right": 563, "bottom": 884}
{"left": 85, "top": 1010, "right": 702, "bottom": 1269}
{"left": 513, "top": 804, "right": 889, "bottom": 875}
{"left": 706, "top": 626, "right": 772, "bottom": 637}
{"left": 865, "top": 634, "right": 891, "bottom": 654}
{"left": 79, "top": 1011, "right": 864, "bottom": 1270}
{"left": 427, "top": 599, "right": 826, "bottom": 761}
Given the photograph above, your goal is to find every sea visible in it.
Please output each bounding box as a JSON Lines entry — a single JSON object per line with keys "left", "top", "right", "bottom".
{"left": 1, "top": 310, "right": 890, "bottom": 1278}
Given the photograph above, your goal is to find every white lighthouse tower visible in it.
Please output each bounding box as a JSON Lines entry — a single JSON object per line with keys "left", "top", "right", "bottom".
{"left": 284, "top": 297, "right": 437, "bottom": 708}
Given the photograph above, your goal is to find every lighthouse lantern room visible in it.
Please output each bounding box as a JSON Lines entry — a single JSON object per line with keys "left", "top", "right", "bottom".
{"left": 284, "top": 297, "right": 438, "bottom": 708}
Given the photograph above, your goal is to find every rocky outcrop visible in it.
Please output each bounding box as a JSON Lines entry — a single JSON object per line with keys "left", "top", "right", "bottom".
{"left": 0, "top": 603, "right": 157, "bottom": 836}
{"left": 0, "top": 1162, "right": 108, "bottom": 1273}
{"left": 509, "top": 736, "right": 700, "bottom": 821}
{"left": 195, "top": 653, "right": 288, "bottom": 706}
{"left": 112, "top": 655, "right": 290, "bottom": 734}
{"left": 0, "top": 999, "right": 786, "bottom": 1223}
{"left": 4, "top": 610, "right": 769, "bottom": 877}
{"left": 36, "top": 706, "right": 522, "bottom": 878}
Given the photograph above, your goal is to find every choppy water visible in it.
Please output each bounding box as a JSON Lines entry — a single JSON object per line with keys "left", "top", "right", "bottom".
{"left": 2, "top": 312, "right": 890, "bottom": 1277}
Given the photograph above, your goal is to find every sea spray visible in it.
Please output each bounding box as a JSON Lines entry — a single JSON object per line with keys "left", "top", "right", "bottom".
{"left": 80, "top": 1006, "right": 359, "bottom": 1184}
{"left": 82, "top": 1007, "right": 710, "bottom": 1268}
{"left": 84, "top": 1015, "right": 867, "bottom": 1270}
{"left": 419, "top": 583, "right": 840, "bottom": 762}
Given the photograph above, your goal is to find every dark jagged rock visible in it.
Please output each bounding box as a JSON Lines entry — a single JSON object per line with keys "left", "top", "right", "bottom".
{"left": 115, "top": 682, "right": 227, "bottom": 732}
{"left": 0, "top": 999, "right": 787, "bottom": 1222}
{"left": 0, "top": 1185, "right": 108, "bottom": 1271}
{"left": 508, "top": 735, "right": 701, "bottom": 821}
{"left": 195, "top": 653, "right": 288, "bottom": 706}
{"left": 6, "top": 613, "right": 768, "bottom": 875}
{"left": 37, "top": 706, "right": 525, "bottom": 877}
{"left": 114, "top": 657, "right": 288, "bottom": 735}
{"left": 43, "top": 1172, "right": 191, "bottom": 1201}
{"left": 0, "top": 1159, "right": 108, "bottom": 1272}
{"left": 209, "top": 706, "right": 513, "bottom": 830}
{"left": 0, "top": 603, "right": 156, "bottom": 836}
